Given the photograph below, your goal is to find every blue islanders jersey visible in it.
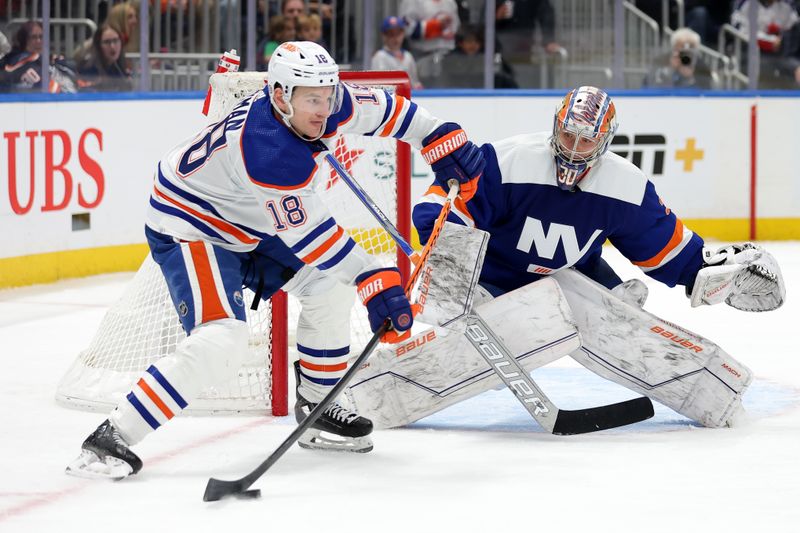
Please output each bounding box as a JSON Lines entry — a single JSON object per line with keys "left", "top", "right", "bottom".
{"left": 413, "top": 132, "right": 705, "bottom": 293}
{"left": 147, "top": 82, "right": 441, "bottom": 286}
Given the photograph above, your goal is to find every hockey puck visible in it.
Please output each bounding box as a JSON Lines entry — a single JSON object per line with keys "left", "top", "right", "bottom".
{"left": 237, "top": 489, "right": 262, "bottom": 499}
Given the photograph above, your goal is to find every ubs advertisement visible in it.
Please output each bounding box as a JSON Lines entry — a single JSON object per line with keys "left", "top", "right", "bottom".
{"left": 1, "top": 94, "right": 798, "bottom": 264}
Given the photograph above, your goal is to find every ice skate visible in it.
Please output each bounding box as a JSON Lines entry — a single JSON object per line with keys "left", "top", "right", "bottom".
{"left": 66, "top": 419, "right": 142, "bottom": 480}
{"left": 294, "top": 361, "right": 373, "bottom": 453}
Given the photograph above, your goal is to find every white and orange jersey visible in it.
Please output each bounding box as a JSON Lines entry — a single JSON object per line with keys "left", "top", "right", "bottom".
{"left": 413, "top": 132, "right": 705, "bottom": 293}
{"left": 146, "top": 83, "right": 441, "bottom": 286}
{"left": 400, "top": 0, "right": 459, "bottom": 55}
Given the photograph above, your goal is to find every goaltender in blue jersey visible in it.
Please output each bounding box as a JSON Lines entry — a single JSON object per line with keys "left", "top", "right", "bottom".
{"left": 341, "top": 86, "right": 786, "bottom": 435}
{"left": 414, "top": 86, "right": 784, "bottom": 307}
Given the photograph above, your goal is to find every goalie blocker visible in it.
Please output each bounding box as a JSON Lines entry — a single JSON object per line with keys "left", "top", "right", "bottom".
{"left": 348, "top": 268, "right": 752, "bottom": 430}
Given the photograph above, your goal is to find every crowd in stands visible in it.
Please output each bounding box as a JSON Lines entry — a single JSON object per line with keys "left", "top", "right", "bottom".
{"left": 2, "top": 0, "right": 800, "bottom": 94}
{"left": 637, "top": 0, "right": 800, "bottom": 89}
{"left": 0, "top": 2, "right": 137, "bottom": 93}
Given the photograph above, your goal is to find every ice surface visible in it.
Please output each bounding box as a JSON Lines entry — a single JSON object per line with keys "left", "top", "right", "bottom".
{"left": 1, "top": 244, "right": 798, "bottom": 532}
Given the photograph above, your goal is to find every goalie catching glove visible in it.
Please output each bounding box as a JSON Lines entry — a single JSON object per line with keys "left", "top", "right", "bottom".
{"left": 421, "top": 122, "right": 485, "bottom": 202}
{"left": 356, "top": 267, "right": 418, "bottom": 343}
{"left": 689, "top": 243, "right": 785, "bottom": 312}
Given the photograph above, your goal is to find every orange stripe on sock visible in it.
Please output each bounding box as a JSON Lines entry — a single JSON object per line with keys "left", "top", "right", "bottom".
{"left": 137, "top": 378, "right": 175, "bottom": 419}
{"left": 188, "top": 242, "right": 229, "bottom": 323}
{"left": 299, "top": 360, "right": 348, "bottom": 372}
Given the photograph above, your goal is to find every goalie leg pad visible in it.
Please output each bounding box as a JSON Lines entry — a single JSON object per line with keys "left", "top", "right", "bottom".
{"left": 348, "top": 278, "right": 580, "bottom": 428}
{"left": 555, "top": 269, "right": 752, "bottom": 428}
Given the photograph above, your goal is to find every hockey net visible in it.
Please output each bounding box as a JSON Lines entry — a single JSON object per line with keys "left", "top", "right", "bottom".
{"left": 55, "top": 71, "right": 412, "bottom": 416}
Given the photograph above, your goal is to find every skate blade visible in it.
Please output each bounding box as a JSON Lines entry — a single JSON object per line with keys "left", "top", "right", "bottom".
{"left": 298, "top": 429, "right": 373, "bottom": 453}
{"left": 65, "top": 450, "right": 133, "bottom": 480}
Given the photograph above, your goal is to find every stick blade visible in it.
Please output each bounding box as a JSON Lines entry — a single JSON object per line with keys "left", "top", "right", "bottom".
{"left": 203, "top": 477, "right": 252, "bottom": 502}
{"left": 552, "top": 396, "right": 654, "bottom": 435}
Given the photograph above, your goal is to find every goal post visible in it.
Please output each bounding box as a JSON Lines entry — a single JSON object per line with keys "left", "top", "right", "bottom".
{"left": 55, "top": 71, "right": 413, "bottom": 417}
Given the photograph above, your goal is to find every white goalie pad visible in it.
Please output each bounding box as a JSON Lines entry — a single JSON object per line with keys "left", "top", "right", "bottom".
{"left": 416, "top": 222, "right": 490, "bottom": 327}
{"left": 554, "top": 269, "right": 753, "bottom": 428}
{"left": 690, "top": 243, "right": 785, "bottom": 312}
{"left": 348, "top": 278, "right": 581, "bottom": 428}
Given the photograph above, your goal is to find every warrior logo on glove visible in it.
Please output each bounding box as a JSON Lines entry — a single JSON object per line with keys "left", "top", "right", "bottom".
{"left": 421, "top": 122, "right": 486, "bottom": 202}
{"left": 356, "top": 267, "right": 417, "bottom": 343}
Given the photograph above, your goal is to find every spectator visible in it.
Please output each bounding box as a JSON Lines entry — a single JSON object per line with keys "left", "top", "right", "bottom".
{"left": 74, "top": 1, "right": 139, "bottom": 66}
{"left": 109, "top": 1, "right": 140, "bottom": 54}
{"left": 635, "top": 1, "right": 733, "bottom": 47}
{"left": 642, "top": 27, "right": 719, "bottom": 89}
{"left": 429, "top": 23, "right": 518, "bottom": 88}
{"left": 282, "top": 0, "right": 307, "bottom": 18}
{"left": 731, "top": 0, "right": 800, "bottom": 87}
{"left": 0, "top": 21, "right": 77, "bottom": 93}
{"left": 0, "top": 20, "right": 46, "bottom": 93}
{"left": 493, "top": 0, "right": 562, "bottom": 62}
{"left": 297, "top": 13, "right": 326, "bottom": 47}
{"left": 371, "top": 16, "right": 423, "bottom": 89}
{"left": 261, "top": 15, "right": 297, "bottom": 67}
{"left": 684, "top": 1, "right": 735, "bottom": 47}
{"left": 444, "top": 23, "right": 518, "bottom": 88}
{"left": 78, "top": 24, "right": 133, "bottom": 93}
{"left": 400, "top": 0, "right": 460, "bottom": 75}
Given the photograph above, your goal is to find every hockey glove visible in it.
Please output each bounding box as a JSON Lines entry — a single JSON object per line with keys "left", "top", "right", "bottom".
{"left": 421, "top": 122, "right": 485, "bottom": 202}
{"left": 356, "top": 267, "right": 417, "bottom": 343}
{"left": 688, "top": 243, "right": 785, "bottom": 312}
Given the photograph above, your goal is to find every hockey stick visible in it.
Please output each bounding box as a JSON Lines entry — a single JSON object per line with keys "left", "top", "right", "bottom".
{"left": 326, "top": 160, "right": 654, "bottom": 435}
{"left": 463, "top": 313, "right": 653, "bottom": 435}
{"left": 203, "top": 188, "right": 457, "bottom": 502}
{"left": 325, "top": 153, "right": 415, "bottom": 257}
{"left": 203, "top": 322, "right": 388, "bottom": 502}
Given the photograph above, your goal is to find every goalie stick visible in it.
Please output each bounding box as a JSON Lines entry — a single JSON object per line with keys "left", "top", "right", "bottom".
{"left": 326, "top": 159, "right": 654, "bottom": 435}
{"left": 464, "top": 313, "right": 653, "bottom": 435}
{"left": 203, "top": 182, "right": 459, "bottom": 502}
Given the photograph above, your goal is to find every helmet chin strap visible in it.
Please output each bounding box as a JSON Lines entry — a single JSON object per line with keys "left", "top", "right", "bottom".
{"left": 273, "top": 95, "right": 326, "bottom": 142}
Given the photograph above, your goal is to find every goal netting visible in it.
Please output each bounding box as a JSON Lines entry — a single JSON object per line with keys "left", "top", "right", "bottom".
{"left": 55, "top": 70, "right": 412, "bottom": 416}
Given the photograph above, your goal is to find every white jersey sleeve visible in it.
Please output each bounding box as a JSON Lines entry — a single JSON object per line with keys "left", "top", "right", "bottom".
{"left": 324, "top": 82, "right": 442, "bottom": 149}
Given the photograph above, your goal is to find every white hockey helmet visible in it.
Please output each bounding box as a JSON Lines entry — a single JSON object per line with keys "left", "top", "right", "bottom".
{"left": 267, "top": 41, "right": 342, "bottom": 136}
{"left": 550, "top": 86, "right": 618, "bottom": 191}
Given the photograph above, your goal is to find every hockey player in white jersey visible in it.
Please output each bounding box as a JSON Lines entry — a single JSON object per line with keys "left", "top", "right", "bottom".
{"left": 349, "top": 85, "right": 786, "bottom": 431}
{"left": 66, "top": 41, "right": 485, "bottom": 479}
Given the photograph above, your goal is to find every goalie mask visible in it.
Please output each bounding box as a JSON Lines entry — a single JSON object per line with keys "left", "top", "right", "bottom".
{"left": 267, "top": 41, "right": 343, "bottom": 140}
{"left": 550, "top": 86, "right": 618, "bottom": 191}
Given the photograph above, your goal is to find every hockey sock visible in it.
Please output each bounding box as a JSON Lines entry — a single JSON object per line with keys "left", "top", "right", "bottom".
{"left": 110, "top": 319, "right": 249, "bottom": 444}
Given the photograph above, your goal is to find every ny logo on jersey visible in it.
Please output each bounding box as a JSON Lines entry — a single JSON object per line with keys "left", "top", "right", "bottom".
{"left": 516, "top": 217, "right": 603, "bottom": 273}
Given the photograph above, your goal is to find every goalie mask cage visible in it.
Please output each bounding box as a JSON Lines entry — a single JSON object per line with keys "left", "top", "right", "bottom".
{"left": 55, "top": 71, "right": 412, "bottom": 416}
